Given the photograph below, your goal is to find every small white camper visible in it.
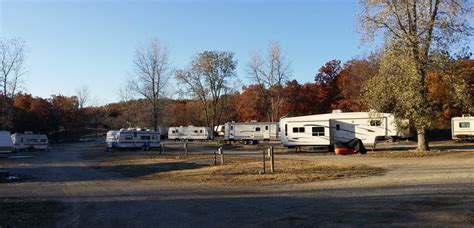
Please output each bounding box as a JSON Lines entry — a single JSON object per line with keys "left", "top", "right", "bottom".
{"left": 106, "top": 128, "right": 160, "bottom": 151}
{"left": 11, "top": 132, "right": 49, "bottom": 151}
{"left": 0, "top": 131, "right": 13, "bottom": 153}
{"left": 168, "top": 126, "right": 213, "bottom": 141}
{"left": 280, "top": 111, "right": 409, "bottom": 149}
{"left": 214, "top": 125, "right": 225, "bottom": 137}
{"left": 224, "top": 121, "right": 279, "bottom": 144}
{"left": 451, "top": 114, "right": 474, "bottom": 142}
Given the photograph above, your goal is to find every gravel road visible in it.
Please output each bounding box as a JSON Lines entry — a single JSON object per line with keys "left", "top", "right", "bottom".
{"left": 1, "top": 141, "right": 474, "bottom": 227}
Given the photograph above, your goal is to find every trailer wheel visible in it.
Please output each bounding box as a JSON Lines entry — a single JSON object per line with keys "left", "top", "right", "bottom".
{"left": 241, "top": 140, "right": 247, "bottom": 145}
{"left": 248, "top": 140, "right": 255, "bottom": 145}
{"left": 328, "top": 145, "right": 335, "bottom": 152}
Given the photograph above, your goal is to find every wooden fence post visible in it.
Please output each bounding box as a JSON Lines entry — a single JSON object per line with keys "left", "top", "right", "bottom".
{"left": 262, "top": 148, "right": 266, "bottom": 174}
{"left": 184, "top": 141, "right": 188, "bottom": 157}
{"left": 219, "top": 147, "right": 224, "bottom": 165}
{"left": 270, "top": 146, "right": 275, "bottom": 173}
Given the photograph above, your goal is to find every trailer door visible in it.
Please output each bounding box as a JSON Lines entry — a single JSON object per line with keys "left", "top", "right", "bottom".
{"left": 263, "top": 125, "right": 270, "bottom": 140}
{"left": 229, "top": 125, "right": 235, "bottom": 139}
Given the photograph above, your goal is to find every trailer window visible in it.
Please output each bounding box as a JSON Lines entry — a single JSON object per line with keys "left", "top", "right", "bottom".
{"left": 312, "top": 127, "right": 325, "bottom": 136}
{"left": 265, "top": 126, "right": 268, "bottom": 130}
{"left": 40, "top": 139, "right": 47, "bottom": 142}
{"left": 293, "top": 127, "right": 305, "bottom": 133}
{"left": 200, "top": 130, "right": 203, "bottom": 133}
{"left": 459, "top": 122, "right": 470, "bottom": 128}
{"left": 230, "top": 126, "right": 233, "bottom": 130}
{"left": 26, "top": 139, "right": 38, "bottom": 143}
{"left": 141, "top": 136, "right": 151, "bottom": 140}
{"left": 255, "top": 127, "right": 261, "bottom": 132}
{"left": 285, "top": 124, "right": 287, "bottom": 136}
{"left": 152, "top": 135, "right": 157, "bottom": 140}
{"left": 194, "top": 130, "right": 198, "bottom": 133}
{"left": 370, "top": 120, "right": 382, "bottom": 126}
{"left": 336, "top": 124, "right": 340, "bottom": 130}
{"left": 172, "top": 130, "right": 175, "bottom": 134}
{"left": 124, "top": 135, "right": 133, "bottom": 140}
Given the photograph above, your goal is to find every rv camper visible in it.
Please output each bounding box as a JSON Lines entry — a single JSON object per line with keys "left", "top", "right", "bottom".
{"left": 280, "top": 111, "right": 409, "bottom": 149}
{"left": 214, "top": 125, "right": 225, "bottom": 137}
{"left": 224, "top": 121, "right": 279, "bottom": 144}
{"left": 168, "top": 126, "right": 213, "bottom": 141}
{"left": 0, "top": 131, "right": 13, "bottom": 153}
{"left": 106, "top": 128, "right": 160, "bottom": 151}
{"left": 11, "top": 132, "right": 49, "bottom": 151}
{"left": 451, "top": 114, "right": 474, "bottom": 142}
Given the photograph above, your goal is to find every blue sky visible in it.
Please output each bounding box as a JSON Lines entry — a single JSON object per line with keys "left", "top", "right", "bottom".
{"left": 0, "top": 0, "right": 406, "bottom": 105}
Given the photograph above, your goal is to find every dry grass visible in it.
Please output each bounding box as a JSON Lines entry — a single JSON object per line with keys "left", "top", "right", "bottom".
{"left": 367, "top": 150, "right": 470, "bottom": 158}
{"left": 147, "top": 157, "right": 384, "bottom": 185}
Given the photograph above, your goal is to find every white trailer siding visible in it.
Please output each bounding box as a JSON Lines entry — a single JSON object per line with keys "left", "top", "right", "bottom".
{"left": 11, "top": 132, "right": 49, "bottom": 151}
{"left": 106, "top": 129, "right": 161, "bottom": 150}
{"left": 224, "top": 122, "right": 279, "bottom": 142}
{"left": 0, "top": 131, "right": 13, "bottom": 153}
{"left": 280, "top": 112, "right": 404, "bottom": 147}
{"left": 451, "top": 115, "right": 474, "bottom": 141}
{"left": 168, "top": 126, "right": 212, "bottom": 140}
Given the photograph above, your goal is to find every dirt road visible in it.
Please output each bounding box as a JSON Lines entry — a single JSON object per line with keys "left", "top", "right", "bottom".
{"left": 1, "top": 142, "right": 474, "bottom": 227}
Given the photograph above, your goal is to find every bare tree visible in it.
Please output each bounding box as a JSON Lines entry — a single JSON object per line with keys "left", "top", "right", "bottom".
{"left": 128, "top": 39, "right": 172, "bottom": 130}
{"left": 0, "top": 37, "right": 26, "bottom": 128}
{"left": 75, "top": 85, "right": 90, "bottom": 109}
{"left": 176, "top": 51, "right": 237, "bottom": 133}
{"left": 358, "top": 0, "right": 473, "bottom": 151}
{"left": 248, "top": 41, "right": 291, "bottom": 122}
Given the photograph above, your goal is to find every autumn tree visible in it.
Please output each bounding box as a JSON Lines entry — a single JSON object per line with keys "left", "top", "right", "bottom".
{"left": 314, "top": 60, "right": 342, "bottom": 110}
{"left": 176, "top": 51, "right": 237, "bottom": 133}
{"left": 128, "top": 39, "right": 172, "bottom": 130}
{"left": 237, "top": 85, "right": 267, "bottom": 121}
{"left": 358, "top": 0, "right": 473, "bottom": 151}
{"left": 333, "top": 55, "right": 380, "bottom": 111}
{"left": 248, "top": 41, "right": 291, "bottom": 122}
{"left": 0, "top": 37, "right": 26, "bottom": 129}
{"left": 75, "top": 85, "right": 90, "bottom": 109}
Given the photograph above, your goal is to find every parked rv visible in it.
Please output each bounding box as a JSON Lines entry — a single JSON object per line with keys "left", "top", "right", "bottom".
{"left": 106, "top": 128, "right": 160, "bottom": 151}
{"left": 224, "top": 121, "right": 279, "bottom": 144}
{"left": 214, "top": 125, "right": 225, "bottom": 137}
{"left": 280, "top": 110, "right": 409, "bottom": 149}
{"left": 0, "top": 131, "right": 13, "bottom": 153}
{"left": 451, "top": 114, "right": 474, "bottom": 142}
{"left": 168, "top": 126, "right": 213, "bottom": 141}
{"left": 11, "top": 132, "right": 49, "bottom": 151}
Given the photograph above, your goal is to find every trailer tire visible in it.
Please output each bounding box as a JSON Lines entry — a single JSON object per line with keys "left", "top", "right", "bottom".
{"left": 328, "top": 145, "right": 335, "bottom": 152}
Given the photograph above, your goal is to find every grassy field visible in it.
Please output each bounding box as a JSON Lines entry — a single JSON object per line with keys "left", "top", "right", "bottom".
{"left": 92, "top": 153, "right": 385, "bottom": 185}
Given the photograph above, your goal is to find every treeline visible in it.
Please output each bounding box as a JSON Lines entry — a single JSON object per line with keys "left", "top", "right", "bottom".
{"left": 3, "top": 55, "right": 471, "bottom": 142}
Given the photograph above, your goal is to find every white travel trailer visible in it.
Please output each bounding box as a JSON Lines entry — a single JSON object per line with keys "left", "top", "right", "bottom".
{"left": 0, "top": 131, "right": 13, "bottom": 153}
{"left": 214, "top": 125, "right": 225, "bottom": 136}
{"left": 224, "top": 121, "right": 279, "bottom": 144}
{"left": 280, "top": 111, "right": 409, "bottom": 149}
{"left": 11, "top": 132, "right": 49, "bottom": 151}
{"left": 168, "top": 126, "right": 213, "bottom": 141}
{"left": 106, "top": 128, "right": 161, "bottom": 151}
{"left": 451, "top": 114, "right": 474, "bottom": 142}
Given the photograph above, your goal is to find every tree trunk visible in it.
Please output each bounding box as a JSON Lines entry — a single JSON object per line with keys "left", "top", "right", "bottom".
{"left": 417, "top": 130, "right": 430, "bottom": 151}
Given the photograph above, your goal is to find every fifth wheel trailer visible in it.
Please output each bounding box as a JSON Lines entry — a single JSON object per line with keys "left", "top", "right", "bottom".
{"left": 224, "top": 121, "right": 279, "bottom": 144}
{"left": 279, "top": 111, "right": 409, "bottom": 149}
{"left": 0, "top": 131, "right": 13, "bottom": 153}
{"left": 451, "top": 115, "right": 474, "bottom": 142}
